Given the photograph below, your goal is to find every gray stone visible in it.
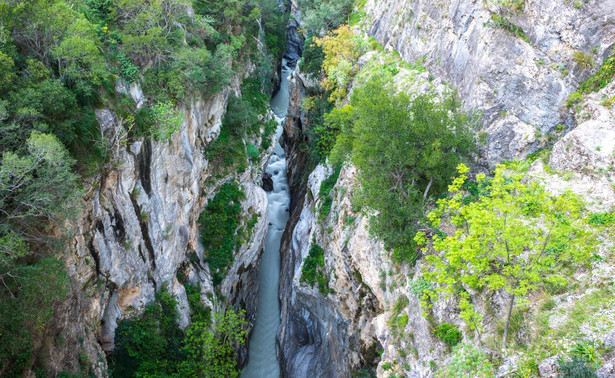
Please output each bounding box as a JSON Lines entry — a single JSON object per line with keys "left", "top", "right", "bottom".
{"left": 605, "top": 331, "right": 615, "bottom": 348}
{"left": 497, "top": 355, "right": 519, "bottom": 377}
{"left": 597, "top": 361, "right": 615, "bottom": 378}
{"left": 538, "top": 355, "right": 560, "bottom": 378}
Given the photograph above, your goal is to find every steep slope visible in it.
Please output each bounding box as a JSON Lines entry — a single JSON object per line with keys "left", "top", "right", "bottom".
{"left": 366, "top": 0, "right": 615, "bottom": 164}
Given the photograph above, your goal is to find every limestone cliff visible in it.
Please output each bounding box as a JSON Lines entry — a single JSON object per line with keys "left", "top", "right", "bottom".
{"left": 366, "top": 0, "right": 615, "bottom": 164}
{"left": 42, "top": 75, "right": 275, "bottom": 375}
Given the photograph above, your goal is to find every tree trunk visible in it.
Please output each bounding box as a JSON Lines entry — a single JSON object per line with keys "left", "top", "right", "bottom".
{"left": 423, "top": 177, "right": 434, "bottom": 201}
{"left": 502, "top": 293, "right": 515, "bottom": 349}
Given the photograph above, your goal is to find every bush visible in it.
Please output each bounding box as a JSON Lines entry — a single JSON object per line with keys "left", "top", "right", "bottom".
{"left": 184, "top": 283, "right": 211, "bottom": 325}
{"left": 434, "top": 323, "right": 463, "bottom": 348}
{"left": 109, "top": 285, "right": 246, "bottom": 378}
{"left": 484, "top": 14, "right": 530, "bottom": 43}
{"left": 558, "top": 356, "right": 597, "bottom": 378}
{"left": 150, "top": 101, "right": 183, "bottom": 141}
{"left": 206, "top": 77, "right": 273, "bottom": 174}
{"left": 301, "top": 37, "right": 326, "bottom": 77}
{"left": 198, "top": 182, "right": 245, "bottom": 286}
{"left": 588, "top": 212, "right": 615, "bottom": 226}
{"left": 301, "top": 243, "right": 330, "bottom": 295}
{"left": 110, "top": 285, "right": 185, "bottom": 377}
{"left": 436, "top": 343, "right": 495, "bottom": 377}
{"left": 573, "top": 51, "right": 594, "bottom": 69}
{"left": 318, "top": 166, "right": 342, "bottom": 220}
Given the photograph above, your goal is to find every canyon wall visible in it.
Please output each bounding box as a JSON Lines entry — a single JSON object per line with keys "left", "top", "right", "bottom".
{"left": 277, "top": 1, "right": 615, "bottom": 377}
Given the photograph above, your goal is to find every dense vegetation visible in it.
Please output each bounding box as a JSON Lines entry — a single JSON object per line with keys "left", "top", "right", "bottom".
{"left": 296, "top": 10, "right": 615, "bottom": 377}
{"left": 206, "top": 77, "right": 277, "bottom": 177}
{"left": 331, "top": 79, "right": 477, "bottom": 263}
{"left": 110, "top": 284, "right": 247, "bottom": 377}
{"left": 198, "top": 182, "right": 246, "bottom": 286}
{"left": 300, "top": 243, "right": 331, "bottom": 295}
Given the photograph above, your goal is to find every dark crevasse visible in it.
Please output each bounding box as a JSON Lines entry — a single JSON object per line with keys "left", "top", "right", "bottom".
{"left": 241, "top": 61, "right": 293, "bottom": 377}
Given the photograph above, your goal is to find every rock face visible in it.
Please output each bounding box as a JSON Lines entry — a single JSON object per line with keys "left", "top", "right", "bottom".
{"left": 365, "top": 0, "right": 615, "bottom": 164}
{"left": 44, "top": 78, "right": 275, "bottom": 375}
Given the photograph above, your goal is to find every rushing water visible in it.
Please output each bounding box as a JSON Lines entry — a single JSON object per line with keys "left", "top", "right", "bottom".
{"left": 241, "top": 63, "right": 292, "bottom": 377}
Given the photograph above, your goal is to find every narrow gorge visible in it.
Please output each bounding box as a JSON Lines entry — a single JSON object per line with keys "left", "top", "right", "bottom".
{"left": 1, "top": 0, "right": 615, "bottom": 377}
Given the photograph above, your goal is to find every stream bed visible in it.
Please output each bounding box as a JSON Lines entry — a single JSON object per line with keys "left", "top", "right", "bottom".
{"left": 241, "top": 62, "right": 292, "bottom": 378}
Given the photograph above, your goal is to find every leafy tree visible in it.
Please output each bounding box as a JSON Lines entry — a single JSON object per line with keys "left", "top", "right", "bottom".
{"left": 0, "top": 131, "right": 76, "bottom": 375}
{"left": 179, "top": 309, "right": 247, "bottom": 377}
{"left": 332, "top": 78, "right": 477, "bottom": 262}
{"left": 300, "top": 36, "right": 326, "bottom": 78}
{"left": 418, "top": 164, "right": 596, "bottom": 347}
{"left": 313, "top": 25, "right": 367, "bottom": 104}
{"left": 296, "top": 0, "right": 354, "bottom": 35}
{"left": 149, "top": 101, "right": 183, "bottom": 141}
{"left": 0, "top": 131, "right": 80, "bottom": 256}
{"left": 0, "top": 258, "right": 70, "bottom": 377}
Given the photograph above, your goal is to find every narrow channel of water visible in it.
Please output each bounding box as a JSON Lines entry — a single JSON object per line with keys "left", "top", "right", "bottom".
{"left": 241, "top": 62, "right": 292, "bottom": 378}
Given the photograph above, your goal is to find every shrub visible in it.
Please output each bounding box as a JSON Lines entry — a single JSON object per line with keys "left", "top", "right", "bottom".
{"left": 588, "top": 212, "right": 615, "bottom": 226}
{"left": 247, "top": 143, "right": 259, "bottom": 163}
{"left": 150, "top": 101, "right": 183, "bottom": 141}
{"left": 301, "top": 37, "right": 326, "bottom": 78}
{"left": 573, "top": 51, "right": 594, "bottom": 69}
{"left": 110, "top": 285, "right": 246, "bottom": 378}
{"left": 198, "top": 182, "right": 245, "bottom": 286}
{"left": 434, "top": 323, "right": 463, "bottom": 347}
{"left": 558, "top": 356, "right": 597, "bottom": 378}
{"left": 485, "top": 14, "right": 530, "bottom": 43}
{"left": 436, "top": 343, "right": 495, "bottom": 377}
{"left": 184, "top": 283, "right": 211, "bottom": 325}
{"left": 110, "top": 285, "right": 185, "bottom": 377}
{"left": 301, "top": 243, "right": 330, "bottom": 295}
{"left": 318, "top": 166, "right": 342, "bottom": 221}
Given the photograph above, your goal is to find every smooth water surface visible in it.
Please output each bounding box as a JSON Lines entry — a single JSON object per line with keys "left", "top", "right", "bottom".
{"left": 241, "top": 63, "right": 292, "bottom": 378}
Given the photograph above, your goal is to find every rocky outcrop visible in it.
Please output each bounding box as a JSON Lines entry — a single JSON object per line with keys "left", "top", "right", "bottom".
{"left": 43, "top": 76, "right": 276, "bottom": 375}
{"left": 365, "top": 0, "right": 615, "bottom": 164}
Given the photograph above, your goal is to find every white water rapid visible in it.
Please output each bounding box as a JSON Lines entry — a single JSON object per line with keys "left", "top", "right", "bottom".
{"left": 241, "top": 63, "right": 292, "bottom": 377}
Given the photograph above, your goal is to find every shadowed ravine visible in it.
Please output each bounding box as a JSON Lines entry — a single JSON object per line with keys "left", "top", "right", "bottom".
{"left": 241, "top": 62, "right": 292, "bottom": 377}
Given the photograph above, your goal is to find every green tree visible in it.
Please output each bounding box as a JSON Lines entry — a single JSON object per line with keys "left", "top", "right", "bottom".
{"left": 0, "top": 131, "right": 80, "bottom": 256}
{"left": 418, "top": 164, "right": 596, "bottom": 347}
{"left": 179, "top": 309, "right": 247, "bottom": 377}
{"left": 296, "top": 0, "right": 354, "bottom": 35}
{"left": 332, "top": 78, "right": 477, "bottom": 262}
{"left": 0, "top": 258, "right": 70, "bottom": 376}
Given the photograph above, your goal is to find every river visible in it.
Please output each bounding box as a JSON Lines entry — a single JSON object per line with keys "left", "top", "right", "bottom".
{"left": 241, "top": 62, "right": 292, "bottom": 377}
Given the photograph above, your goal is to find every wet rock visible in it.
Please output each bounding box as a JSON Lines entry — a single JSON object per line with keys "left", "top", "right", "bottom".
{"left": 263, "top": 172, "right": 274, "bottom": 191}
{"left": 284, "top": 18, "right": 304, "bottom": 68}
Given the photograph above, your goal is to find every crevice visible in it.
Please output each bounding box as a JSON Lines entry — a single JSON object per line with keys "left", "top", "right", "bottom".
{"left": 137, "top": 139, "right": 153, "bottom": 196}
{"left": 87, "top": 237, "right": 102, "bottom": 277}
{"left": 129, "top": 192, "right": 157, "bottom": 272}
